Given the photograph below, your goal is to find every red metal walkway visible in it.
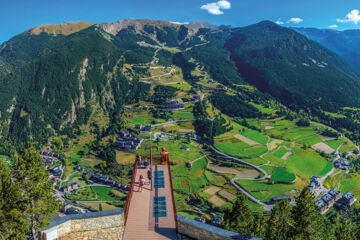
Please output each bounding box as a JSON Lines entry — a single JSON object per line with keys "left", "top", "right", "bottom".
{"left": 123, "top": 152, "right": 177, "bottom": 240}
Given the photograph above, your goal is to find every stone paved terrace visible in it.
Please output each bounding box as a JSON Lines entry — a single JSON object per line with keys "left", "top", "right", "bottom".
{"left": 41, "top": 209, "right": 125, "bottom": 240}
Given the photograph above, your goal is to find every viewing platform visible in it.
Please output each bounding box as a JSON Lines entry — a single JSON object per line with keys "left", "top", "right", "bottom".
{"left": 123, "top": 150, "right": 177, "bottom": 240}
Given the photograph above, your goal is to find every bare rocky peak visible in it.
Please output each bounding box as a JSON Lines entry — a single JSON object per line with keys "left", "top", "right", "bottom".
{"left": 25, "top": 21, "right": 95, "bottom": 36}
{"left": 100, "top": 19, "right": 215, "bottom": 36}
{"left": 188, "top": 21, "right": 218, "bottom": 30}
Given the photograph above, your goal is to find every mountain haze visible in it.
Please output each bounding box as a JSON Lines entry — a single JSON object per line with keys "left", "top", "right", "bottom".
{"left": 294, "top": 27, "right": 360, "bottom": 66}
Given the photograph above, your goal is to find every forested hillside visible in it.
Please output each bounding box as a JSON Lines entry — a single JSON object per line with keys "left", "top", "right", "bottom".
{"left": 2, "top": 19, "right": 360, "bottom": 145}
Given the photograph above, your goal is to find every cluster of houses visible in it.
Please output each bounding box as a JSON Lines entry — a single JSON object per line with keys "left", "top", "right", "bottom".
{"left": 165, "top": 96, "right": 200, "bottom": 110}
{"left": 85, "top": 170, "right": 129, "bottom": 192}
{"left": 134, "top": 124, "right": 152, "bottom": 133}
{"left": 315, "top": 188, "right": 356, "bottom": 214}
{"left": 309, "top": 176, "right": 321, "bottom": 192}
{"left": 62, "top": 182, "right": 79, "bottom": 193}
{"left": 190, "top": 95, "right": 200, "bottom": 103}
{"left": 113, "top": 130, "right": 144, "bottom": 151}
{"left": 40, "top": 150, "right": 60, "bottom": 169}
{"left": 333, "top": 158, "right": 350, "bottom": 170}
{"left": 166, "top": 99, "right": 185, "bottom": 110}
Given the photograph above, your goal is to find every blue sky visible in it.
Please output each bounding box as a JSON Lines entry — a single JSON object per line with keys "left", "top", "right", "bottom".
{"left": 1, "top": 0, "right": 360, "bottom": 43}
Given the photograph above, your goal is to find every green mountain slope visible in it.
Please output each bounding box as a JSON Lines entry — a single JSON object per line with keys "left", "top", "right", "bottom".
{"left": 189, "top": 21, "right": 360, "bottom": 110}
{"left": 2, "top": 19, "right": 360, "bottom": 144}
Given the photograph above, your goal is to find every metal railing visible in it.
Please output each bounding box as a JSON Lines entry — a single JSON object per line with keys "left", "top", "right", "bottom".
{"left": 166, "top": 156, "right": 178, "bottom": 231}
{"left": 150, "top": 143, "right": 153, "bottom": 191}
{"left": 124, "top": 156, "right": 138, "bottom": 224}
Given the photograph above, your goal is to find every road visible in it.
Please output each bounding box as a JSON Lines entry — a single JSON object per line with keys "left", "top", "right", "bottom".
{"left": 139, "top": 67, "right": 175, "bottom": 81}
{"left": 207, "top": 144, "right": 268, "bottom": 180}
{"left": 149, "top": 124, "right": 275, "bottom": 209}
{"left": 151, "top": 119, "right": 195, "bottom": 127}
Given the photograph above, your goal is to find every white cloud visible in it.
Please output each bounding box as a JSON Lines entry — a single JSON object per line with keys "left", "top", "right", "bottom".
{"left": 201, "top": 0, "right": 231, "bottom": 15}
{"left": 170, "top": 21, "right": 189, "bottom": 25}
{"left": 329, "top": 24, "right": 338, "bottom": 28}
{"left": 275, "top": 20, "right": 284, "bottom": 25}
{"left": 287, "top": 18, "right": 303, "bottom": 24}
{"left": 337, "top": 9, "right": 360, "bottom": 24}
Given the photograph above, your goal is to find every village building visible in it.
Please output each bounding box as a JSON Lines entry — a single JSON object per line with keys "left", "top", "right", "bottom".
{"left": 114, "top": 130, "right": 144, "bottom": 150}
{"left": 309, "top": 176, "right": 320, "bottom": 192}
{"left": 62, "top": 182, "right": 79, "bottom": 193}
{"left": 190, "top": 95, "right": 201, "bottom": 103}
{"left": 315, "top": 199, "right": 328, "bottom": 214}
{"left": 165, "top": 99, "right": 185, "bottom": 109}
{"left": 211, "top": 215, "right": 223, "bottom": 226}
{"left": 335, "top": 192, "right": 357, "bottom": 210}
{"left": 328, "top": 188, "right": 342, "bottom": 201}
{"left": 269, "top": 195, "right": 292, "bottom": 204}
{"left": 321, "top": 193, "right": 335, "bottom": 207}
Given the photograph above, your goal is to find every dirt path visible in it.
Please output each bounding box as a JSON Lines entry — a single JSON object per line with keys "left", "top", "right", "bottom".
{"left": 282, "top": 152, "right": 292, "bottom": 160}
{"left": 234, "top": 134, "right": 259, "bottom": 146}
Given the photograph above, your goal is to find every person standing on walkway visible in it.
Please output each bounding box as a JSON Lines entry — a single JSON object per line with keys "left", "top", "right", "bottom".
{"left": 160, "top": 147, "right": 169, "bottom": 165}
{"left": 138, "top": 175, "right": 146, "bottom": 192}
{"left": 136, "top": 154, "right": 142, "bottom": 168}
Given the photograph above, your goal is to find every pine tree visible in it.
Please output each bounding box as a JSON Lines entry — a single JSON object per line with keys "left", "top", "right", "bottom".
{"left": 13, "top": 143, "right": 60, "bottom": 239}
{"left": 265, "top": 200, "right": 293, "bottom": 240}
{"left": 0, "top": 161, "right": 28, "bottom": 240}
{"left": 291, "top": 187, "right": 325, "bottom": 240}
{"left": 334, "top": 219, "right": 353, "bottom": 240}
{"left": 250, "top": 212, "right": 266, "bottom": 238}
{"left": 355, "top": 214, "right": 360, "bottom": 239}
{"left": 223, "top": 193, "right": 254, "bottom": 235}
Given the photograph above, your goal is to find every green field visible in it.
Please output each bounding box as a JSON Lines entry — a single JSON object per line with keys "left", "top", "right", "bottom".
{"left": 297, "top": 136, "right": 323, "bottom": 146}
{"left": 130, "top": 111, "right": 166, "bottom": 125}
{"left": 172, "top": 158, "right": 208, "bottom": 194}
{"left": 236, "top": 179, "right": 296, "bottom": 202}
{"left": 270, "top": 168, "right": 296, "bottom": 182}
{"left": 240, "top": 129, "right": 268, "bottom": 144}
{"left": 264, "top": 147, "right": 288, "bottom": 167}
{"left": 325, "top": 139, "right": 344, "bottom": 150}
{"left": 215, "top": 140, "right": 268, "bottom": 158}
{"left": 67, "top": 186, "right": 125, "bottom": 202}
{"left": 249, "top": 103, "right": 275, "bottom": 114}
{"left": 171, "top": 111, "right": 195, "bottom": 120}
{"left": 286, "top": 148, "right": 333, "bottom": 178}
{"left": 283, "top": 129, "right": 317, "bottom": 141}
{"left": 245, "top": 157, "right": 268, "bottom": 166}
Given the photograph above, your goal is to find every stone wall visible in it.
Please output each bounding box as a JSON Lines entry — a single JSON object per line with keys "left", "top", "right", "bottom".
{"left": 41, "top": 209, "right": 124, "bottom": 240}
{"left": 177, "top": 215, "right": 262, "bottom": 240}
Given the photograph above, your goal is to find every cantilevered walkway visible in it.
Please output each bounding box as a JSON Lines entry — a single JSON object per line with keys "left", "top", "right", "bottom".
{"left": 123, "top": 150, "right": 177, "bottom": 240}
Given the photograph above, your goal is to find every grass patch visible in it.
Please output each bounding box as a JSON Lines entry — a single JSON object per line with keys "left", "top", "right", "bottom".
{"left": 286, "top": 148, "right": 333, "bottom": 178}
{"left": 326, "top": 139, "right": 344, "bottom": 150}
{"left": 171, "top": 111, "right": 195, "bottom": 120}
{"left": 264, "top": 147, "right": 288, "bottom": 167}
{"left": 340, "top": 140, "right": 357, "bottom": 154}
{"left": 240, "top": 129, "right": 268, "bottom": 144}
{"left": 215, "top": 140, "right": 267, "bottom": 158}
{"left": 249, "top": 103, "right": 275, "bottom": 114}
{"left": 236, "top": 179, "right": 295, "bottom": 202}
{"left": 270, "top": 168, "right": 296, "bottom": 182}
{"left": 297, "top": 136, "right": 323, "bottom": 146}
